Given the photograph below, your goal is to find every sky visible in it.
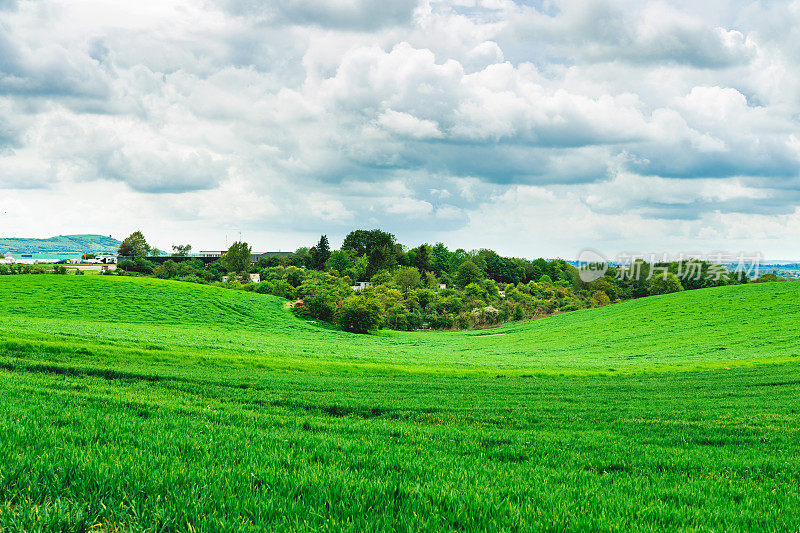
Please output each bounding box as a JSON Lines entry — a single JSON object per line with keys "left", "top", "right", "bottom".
{"left": 1, "top": 0, "right": 799, "bottom": 259}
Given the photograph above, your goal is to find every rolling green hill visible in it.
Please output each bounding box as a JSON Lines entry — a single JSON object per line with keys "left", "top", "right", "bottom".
{"left": 1, "top": 275, "right": 799, "bottom": 530}
{"left": 0, "top": 275, "right": 797, "bottom": 374}
{"left": 0, "top": 233, "right": 120, "bottom": 254}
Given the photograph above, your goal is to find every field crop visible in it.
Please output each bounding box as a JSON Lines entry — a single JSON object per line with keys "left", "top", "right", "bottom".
{"left": 1, "top": 275, "right": 799, "bottom": 531}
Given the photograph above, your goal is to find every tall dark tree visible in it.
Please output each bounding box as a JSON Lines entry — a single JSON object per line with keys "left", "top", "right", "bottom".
{"left": 413, "top": 244, "right": 432, "bottom": 275}
{"left": 309, "top": 235, "right": 331, "bottom": 270}
{"left": 367, "top": 244, "right": 397, "bottom": 277}
{"left": 431, "top": 242, "right": 452, "bottom": 276}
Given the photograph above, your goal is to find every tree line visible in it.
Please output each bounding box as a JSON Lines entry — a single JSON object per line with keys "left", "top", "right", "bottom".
{"left": 100, "top": 229, "right": 773, "bottom": 333}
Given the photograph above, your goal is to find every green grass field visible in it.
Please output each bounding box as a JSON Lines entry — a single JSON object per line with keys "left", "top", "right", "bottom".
{"left": 1, "top": 275, "right": 799, "bottom": 530}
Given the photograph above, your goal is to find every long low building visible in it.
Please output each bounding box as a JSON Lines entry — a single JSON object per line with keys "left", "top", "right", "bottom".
{"left": 119, "top": 251, "right": 292, "bottom": 265}
{"left": 197, "top": 251, "right": 293, "bottom": 263}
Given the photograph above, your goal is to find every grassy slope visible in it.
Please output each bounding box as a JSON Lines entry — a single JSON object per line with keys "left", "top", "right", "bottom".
{"left": 0, "top": 275, "right": 798, "bottom": 374}
{"left": 1, "top": 276, "right": 800, "bottom": 531}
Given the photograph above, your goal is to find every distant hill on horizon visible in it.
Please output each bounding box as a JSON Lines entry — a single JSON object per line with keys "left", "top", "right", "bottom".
{"left": 0, "top": 234, "right": 121, "bottom": 254}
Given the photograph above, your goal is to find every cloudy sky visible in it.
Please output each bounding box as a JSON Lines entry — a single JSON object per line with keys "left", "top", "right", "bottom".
{"left": 1, "top": 0, "right": 799, "bottom": 258}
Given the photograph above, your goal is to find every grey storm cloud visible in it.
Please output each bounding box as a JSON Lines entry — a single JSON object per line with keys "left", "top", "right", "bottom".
{"left": 511, "top": 0, "right": 754, "bottom": 68}
{"left": 0, "top": 33, "right": 110, "bottom": 98}
{"left": 637, "top": 195, "right": 800, "bottom": 220}
{"left": 628, "top": 145, "right": 800, "bottom": 180}
{"left": 97, "top": 149, "right": 226, "bottom": 194}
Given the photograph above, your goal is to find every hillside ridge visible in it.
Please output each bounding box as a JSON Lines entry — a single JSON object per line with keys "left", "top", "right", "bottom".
{"left": 0, "top": 234, "right": 121, "bottom": 254}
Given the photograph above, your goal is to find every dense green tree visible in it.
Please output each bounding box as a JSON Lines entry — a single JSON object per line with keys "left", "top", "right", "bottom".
{"left": 255, "top": 280, "right": 294, "bottom": 299}
{"left": 118, "top": 231, "right": 151, "bottom": 258}
{"left": 478, "top": 250, "right": 528, "bottom": 284}
{"left": 284, "top": 267, "right": 305, "bottom": 287}
{"left": 414, "top": 288, "right": 437, "bottom": 310}
{"left": 303, "top": 291, "right": 337, "bottom": 321}
{"left": 481, "top": 278, "right": 500, "bottom": 298}
{"left": 341, "top": 230, "right": 398, "bottom": 276}
{"left": 370, "top": 270, "right": 394, "bottom": 286}
{"left": 456, "top": 261, "right": 484, "bottom": 288}
{"left": 367, "top": 244, "right": 397, "bottom": 277}
{"left": 221, "top": 241, "right": 252, "bottom": 274}
{"left": 394, "top": 266, "right": 421, "bottom": 293}
{"left": 341, "top": 229, "right": 396, "bottom": 257}
{"left": 325, "top": 250, "right": 354, "bottom": 274}
{"left": 531, "top": 258, "right": 548, "bottom": 281}
{"left": 430, "top": 243, "right": 451, "bottom": 276}
{"left": 619, "top": 260, "right": 651, "bottom": 298}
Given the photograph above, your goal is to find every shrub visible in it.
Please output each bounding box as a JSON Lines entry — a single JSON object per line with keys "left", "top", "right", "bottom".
{"left": 119, "top": 258, "right": 155, "bottom": 275}
{"left": 464, "top": 282, "right": 487, "bottom": 301}
{"left": 154, "top": 260, "right": 178, "bottom": 279}
{"left": 591, "top": 290, "right": 611, "bottom": 307}
{"left": 284, "top": 267, "right": 305, "bottom": 287}
{"left": 648, "top": 272, "right": 684, "bottom": 295}
{"left": 754, "top": 273, "right": 784, "bottom": 283}
{"left": 336, "top": 295, "right": 383, "bottom": 333}
{"left": 304, "top": 292, "right": 338, "bottom": 321}
{"left": 255, "top": 280, "right": 295, "bottom": 300}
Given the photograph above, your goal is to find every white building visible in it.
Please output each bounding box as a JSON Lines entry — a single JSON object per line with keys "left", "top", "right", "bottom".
{"left": 85, "top": 254, "right": 117, "bottom": 264}
{"left": 198, "top": 251, "right": 225, "bottom": 258}
{"left": 221, "top": 273, "right": 261, "bottom": 283}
